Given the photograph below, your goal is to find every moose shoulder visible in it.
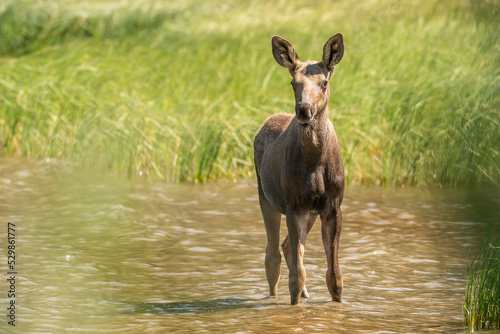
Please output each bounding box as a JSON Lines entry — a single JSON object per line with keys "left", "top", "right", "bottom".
{"left": 253, "top": 33, "right": 345, "bottom": 305}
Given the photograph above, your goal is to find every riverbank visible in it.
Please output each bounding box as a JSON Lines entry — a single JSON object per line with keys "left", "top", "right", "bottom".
{"left": 0, "top": 0, "right": 499, "bottom": 185}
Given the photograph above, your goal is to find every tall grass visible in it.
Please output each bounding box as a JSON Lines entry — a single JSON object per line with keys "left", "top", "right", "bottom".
{"left": 464, "top": 221, "right": 500, "bottom": 330}
{"left": 0, "top": 0, "right": 499, "bottom": 184}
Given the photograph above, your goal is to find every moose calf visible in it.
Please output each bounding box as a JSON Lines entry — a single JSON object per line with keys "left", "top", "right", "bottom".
{"left": 254, "top": 34, "right": 345, "bottom": 305}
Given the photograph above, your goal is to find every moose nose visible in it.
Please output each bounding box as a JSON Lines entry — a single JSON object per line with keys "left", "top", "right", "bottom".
{"left": 296, "top": 102, "right": 313, "bottom": 123}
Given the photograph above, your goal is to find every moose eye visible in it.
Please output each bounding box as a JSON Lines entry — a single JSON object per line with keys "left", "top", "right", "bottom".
{"left": 321, "top": 81, "right": 329, "bottom": 89}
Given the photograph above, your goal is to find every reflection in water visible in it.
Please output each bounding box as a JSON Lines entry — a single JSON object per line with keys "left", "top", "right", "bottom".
{"left": 0, "top": 158, "right": 498, "bottom": 333}
{"left": 133, "top": 298, "right": 258, "bottom": 314}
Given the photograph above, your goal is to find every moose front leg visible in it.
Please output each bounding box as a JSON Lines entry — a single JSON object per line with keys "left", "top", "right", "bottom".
{"left": 282, "top": 213, "right": 317, "bottom": 298}
{"left": 321, "top": 204, "right": 343, "bottom": 302}
{"left": 285, "top": 208, "right": 309, "bottom": 305}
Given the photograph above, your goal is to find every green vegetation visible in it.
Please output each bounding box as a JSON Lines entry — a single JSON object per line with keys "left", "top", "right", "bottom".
{"left": 0, "top": 0, "right": 499, "bottom": 184}
{"left": 465, "top": 221, "right": 500, "bottom": 330}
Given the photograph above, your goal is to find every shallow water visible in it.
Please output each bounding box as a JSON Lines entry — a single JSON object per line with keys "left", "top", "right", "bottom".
{"left": 0, "top": 158, "right": 498, "bottom": 333}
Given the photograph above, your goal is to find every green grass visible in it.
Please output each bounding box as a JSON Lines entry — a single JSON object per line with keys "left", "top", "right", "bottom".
{"left": 464, "top": 221, "right": 500, "bottom": 330}
{"left": 0, "top": 0, "right": 499, "bottom": 184}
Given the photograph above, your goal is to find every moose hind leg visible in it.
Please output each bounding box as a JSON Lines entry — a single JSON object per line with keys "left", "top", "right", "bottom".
{"left": 258, "top": 189, "right": 282, "bottom": 297}
{"left": 321, "top": 206, "right": 343, "bottom": 302}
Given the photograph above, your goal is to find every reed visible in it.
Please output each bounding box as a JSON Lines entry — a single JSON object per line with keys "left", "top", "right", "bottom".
{"left": 464, "top": 221, "right": 500, "bottom": 330}
{"left": 0, "top": 0, "right": 499, "bottom": 185}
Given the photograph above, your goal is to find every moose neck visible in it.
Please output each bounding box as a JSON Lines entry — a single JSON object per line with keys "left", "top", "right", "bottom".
{"left": 297, "top": 107, "right": 332, "bottom": 163}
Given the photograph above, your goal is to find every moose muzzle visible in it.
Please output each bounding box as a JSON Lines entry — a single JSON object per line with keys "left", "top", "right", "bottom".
{"left": 296, "top": 102, "right": 315, "bottom": 126}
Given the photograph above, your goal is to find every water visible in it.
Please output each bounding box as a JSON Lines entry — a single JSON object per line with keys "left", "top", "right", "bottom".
{"left": 0, "top": 158, "right": 498, "bottom": 333}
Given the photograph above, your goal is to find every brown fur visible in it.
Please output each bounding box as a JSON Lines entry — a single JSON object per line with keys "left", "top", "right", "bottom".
{"left": 254, "top": 34, "right": 345, "bottom": 305}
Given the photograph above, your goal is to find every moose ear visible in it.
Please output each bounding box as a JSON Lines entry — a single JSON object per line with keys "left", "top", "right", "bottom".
{"left": 322, "top": 33, "right": 344, "bottom": 72}
{"left": 272, "top": 36, "right": 300, "bottom": 74}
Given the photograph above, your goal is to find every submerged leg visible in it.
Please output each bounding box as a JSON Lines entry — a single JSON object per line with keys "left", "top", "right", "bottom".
{"left": 321, "top": 204, "right": 343, "bottom": 302}
{"left": 282, "top": 214, "right": 317, "bottom": 298}
{"left": 285, "top": 207, "right": 310, "bottom": 305}
{"left": 258, "top": 188, "right": 282, "bottom": 297}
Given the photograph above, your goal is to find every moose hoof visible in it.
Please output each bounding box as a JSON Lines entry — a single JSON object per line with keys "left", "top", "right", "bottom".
{"left": 301, "top": 287, "right": 310, "bottom": 299}
{"left": 331, "top": 293, "right": 342, "bottom": 303}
